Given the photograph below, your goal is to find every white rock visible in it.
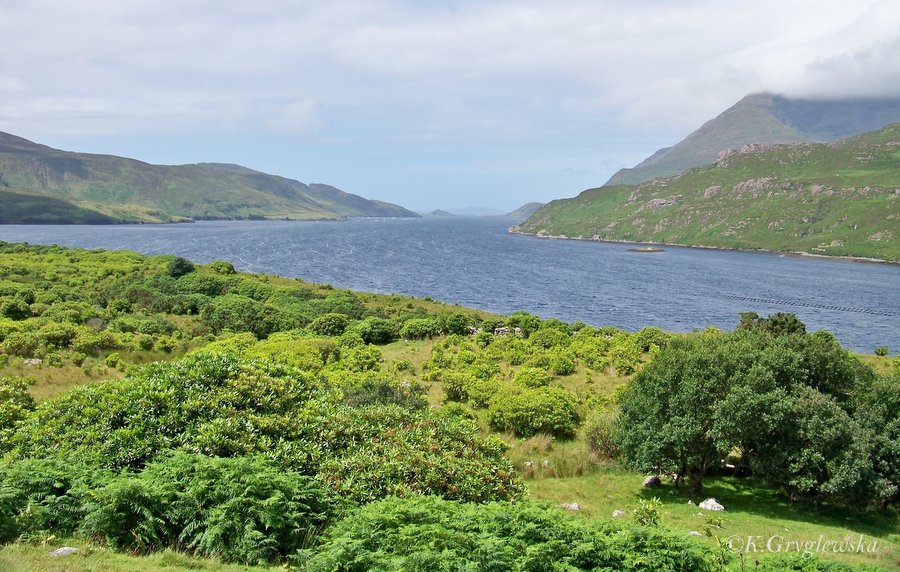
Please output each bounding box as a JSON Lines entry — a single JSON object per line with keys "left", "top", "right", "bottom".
{"left": 50, "top": 547, "right": 78, "bottom": 557}
{"left": 561, "top": 502, "right": 580, "bottom": 511}
{"left": 612, "top": 509, "right": 626, "bottom": 518}
{"left": 689, "top": 531, "right": 703, "bottom": 537}
{"left": 699, "top": 498, "right": 725, "bottom": 511}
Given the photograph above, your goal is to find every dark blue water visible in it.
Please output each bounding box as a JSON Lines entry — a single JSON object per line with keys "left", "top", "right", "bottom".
{"left": 0, "top": 218, "right": 896, "bottom": 352}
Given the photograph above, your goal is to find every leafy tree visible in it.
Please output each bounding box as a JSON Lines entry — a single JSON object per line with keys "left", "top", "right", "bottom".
{"left": 165, "top": 256, "right": 195, "bottom": 278}
{"left": 489, "top": 387, "right": 579, "bottom": 437}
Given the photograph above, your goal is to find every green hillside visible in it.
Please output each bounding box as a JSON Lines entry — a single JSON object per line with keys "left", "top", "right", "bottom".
{"left": 515, "top": 124, "right": 900, "bottom": 261}
{"left": 606, "top": 93, "right": 900, "bottom": 186}
{"left": 0, "top": 132, "right": 417, "bottom": 223}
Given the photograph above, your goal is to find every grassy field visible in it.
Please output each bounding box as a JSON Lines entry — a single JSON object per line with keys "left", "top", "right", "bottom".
{"left": 527, "top": 468, "right": 898, "bottom": 570}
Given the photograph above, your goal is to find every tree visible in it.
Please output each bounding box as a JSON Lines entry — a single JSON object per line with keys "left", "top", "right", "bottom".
{"left": 166, "top": 256, "right": 195, "bottom": 278}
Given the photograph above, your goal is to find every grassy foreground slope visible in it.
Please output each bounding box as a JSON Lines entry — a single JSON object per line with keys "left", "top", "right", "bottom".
{"left": 515, "top": 124, "right": 900, "bottom": 261}
{"left": 0, "top": 243, "right": 896, "bottom": 570}
{"left": 0, "top": 131, "right": 417, "bottom": 223}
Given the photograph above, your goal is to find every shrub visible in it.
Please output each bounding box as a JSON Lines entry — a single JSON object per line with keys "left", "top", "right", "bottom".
{"left": 513, "top": 366, "right": 551, "bottom": 388}
{"left": 875, "top": 346, "right": 889, "bottom": 357}
{"left": 80, "top": 452, "right": 330, "bottom": 564}
{"left": 582, "top": 411, "right": 622, "bottom": 460}
{"left": 308, "top": 313, "right": 349, "bottom": 337}
{"left": 399, "top": 317, "right": 439, "bottom": 339}
{"left": 0, "top": 377, "right": 35, "bottom": 454}
{"left": 166, "top": 256, "right": 195, "bottom": 278}
{"left": 489, "top": 387, "right": 580, "bottom": 438}
{"left": 207, "top": 260, "right": 236, "bottom": 275}
{"left": 0, "top": 297, "right": 31, "bottom": 320}
{"left": 550, "top": 351, "right": 577, "bottom": 375}
{"left": 633, "top": 497, "right": 662, "bottom": 526}
{"left": 352, "top": 316, "right": 396, "bottom": 344}
{"left": 302, "top": 496, "right": 714, "bottom": 571}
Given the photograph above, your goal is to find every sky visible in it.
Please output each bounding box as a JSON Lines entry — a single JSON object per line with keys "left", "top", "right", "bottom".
{"left": 2, "top": 1, "right": 899, "bottom": 212}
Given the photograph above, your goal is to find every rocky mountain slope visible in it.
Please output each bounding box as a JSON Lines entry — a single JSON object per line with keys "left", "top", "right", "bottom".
{"left": 515, "top": 124, "right": 900, "bottom": 261}
{"left": 606, "top": 94, "right": 900, "bottom": 186}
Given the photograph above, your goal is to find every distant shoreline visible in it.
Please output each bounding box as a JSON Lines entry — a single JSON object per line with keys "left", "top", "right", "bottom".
{"left": 508, "top": 227, "right": 900, "bottom": 266}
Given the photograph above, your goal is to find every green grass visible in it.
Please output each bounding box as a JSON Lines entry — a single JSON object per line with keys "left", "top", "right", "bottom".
{"left": 527, "top": 467, "right": 899, "bottom": 570}
{"left": 0, "top": 539, "right": 274, "bottom": 571}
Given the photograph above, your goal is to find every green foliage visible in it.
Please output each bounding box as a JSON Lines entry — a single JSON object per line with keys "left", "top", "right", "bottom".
{"left": 0, "top": 378, "right": 35, "bottom": 454}
{"left": 0, "top": 297, "right": 31, "bottom": 320}
{"left": 207, "top": 260, "right": 236, "bottom": 275}
{"left": 165, "top": 257, "right": 195, "bottom": 278}
{"left": 302, "top": 496, "right": 715, "bottom": 571}
{"left": 351, "top": 316, "right": 396, "bottom": 344}
{"left": 201, "top": 294, "right": 287, "bottom": 337}
{"left": 513, "top": 366, "right": 551, "bottom": 388}
{"left": 307, "top": 312, "right": 349, "bottom": 336}
{"left": 80, "top": 452, "right": 329, "bottom": 564}
{"left": 581, "top": 410, "right": 622, "bottom": 460}
{"left": 616, "top": 328, "right": 891, "bottom": 504}
{"left": 874, "top": 346, "right": 888, "bottom": 357}
{"left": 399, "top": 317, "right": 439, "bottom": 339}
{"left": 739, "top": 311, "right": 807, "bottom": 336}
{"left": 633, "top": 496, "right": 662, "bottom": 526}
{"left": 489, "top": 387, "right": 580, "bottom": 438}
{"left": 10, "top": 352, "right": 522, "bottom": 505}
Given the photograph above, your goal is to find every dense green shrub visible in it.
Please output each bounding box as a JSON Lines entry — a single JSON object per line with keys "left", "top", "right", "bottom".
{"left": 0, "top": 377, "right": 35, "bottom": 454}
{"left": 175, "top": 272, "right": 230, "bottom": 296}
{"left": 10, "top": 353, "right": 522, "bottom": 504}
{"left": 302, "top": 496, "right": 714, "bottom": 571}
{"left": 202, "top": 294, "right": 288, "bottom": 337}
{"left": 166, "top": 256, "right": 195, "bottom": 278}
{"left": 352, "top": 316, "right": 396, "bottom": 344}
{"left": 0, "top": 297, "right": 31, "bottom": 320}
{"left": 442, "top": 370, "right": 499, "bottom": 407}
{"left": 513, "top": 366, "right": 551, "bottom": 388}
{"left": 307, "top": 312, "right": 349, "bottom": 336}
{"left": 81, "top": 452, "right": 330, "bottom": 564}
{"left": 489, "top": 387, "right": 579, "bottom": 437}
{"left": 399, "top": 317, "right": 439, "bottom": 339}
{"left": 207, "top": 260, "right": 236, "bottom": 275}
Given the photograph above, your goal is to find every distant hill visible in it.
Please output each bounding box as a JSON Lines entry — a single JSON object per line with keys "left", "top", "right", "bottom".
{"left": 425, "top": 209, "right": 456, "bottom": 217}
{"left": 0, "top": 132, "right": 417, "bottom": 223}
{"left": 606, "top": 93, "right": 900, "bottom": 186}
{"left": 514, "top": 124, "right": 900, "bottom": 261}
{"left": 502, "top": 202, "right": 544, "bottom": 221}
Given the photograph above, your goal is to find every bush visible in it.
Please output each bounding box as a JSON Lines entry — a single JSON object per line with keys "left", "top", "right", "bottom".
{"left": 207, "top": 260, "right": 236, "bottom": 275}
{"left": 308, "top": 313, "right": 349, "bottom": 337}
{"left": 550, "top": 351, "right": 577, "bottom": 375}
{"left": 399, "top": 317, "right": 439, "bottom": 339}
{"left": 513, "top": 366, "right": 551, "bottom": 388}
{"left": 80, "top": 452, "right": 330, "bottom": 564}
{"left": 166, "top": 256, "right": 195, "bottom": 278}
{"left": 582, "top": 411, "right": 622, "bottom": 460}
{"left": 489, "top": 387, "right": 580, "bottom": 438}
{"left": 352, "top": 316, "right": 396, "bottom": 344}
{"left": 302, "top": 496, "right": 714, "bottom": 571}
{"left": 0, "top": 297, "right": 31, "bottom": 320}
{"left": 0, "top": 377, "right": 35, "bottom": 454}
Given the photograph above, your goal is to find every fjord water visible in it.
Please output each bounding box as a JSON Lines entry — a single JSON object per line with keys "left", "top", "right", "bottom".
{"left": 1, "top": 217, "right": 896, "bottom": 352}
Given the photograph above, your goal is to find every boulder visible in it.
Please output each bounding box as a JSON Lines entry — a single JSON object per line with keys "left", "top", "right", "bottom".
{"left": 699, "top": 498, "right": 725, "bottom": 511}
{"left": 689, "top": 531, "right": 703, "bottom": 537}
{"left": 49, "top": 547, "right": 78, "bottom": 557}
{"left": 612, "top": 509, "right": 626, "bottom": 518}
{"left": 560, "top": 502, "right": 580, "bottom": 511}
{"left": 642, "top": 475, "right": 662, "bottom": 488}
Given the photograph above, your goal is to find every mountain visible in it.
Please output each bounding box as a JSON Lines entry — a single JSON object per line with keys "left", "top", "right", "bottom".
{"left": 0, "top": 132, "right": 417, "bottom": 223}
{"left": 606, "top": 93, "right": 900, "bottom": 186}
{"left": 425, "top": 209, "right": 456, "bottom": 217}
{"left": 502, "top": 202, "right": 544, "bottom": 221}
{"left": 514, "top": 124, "right": 900, "bottom": 261}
